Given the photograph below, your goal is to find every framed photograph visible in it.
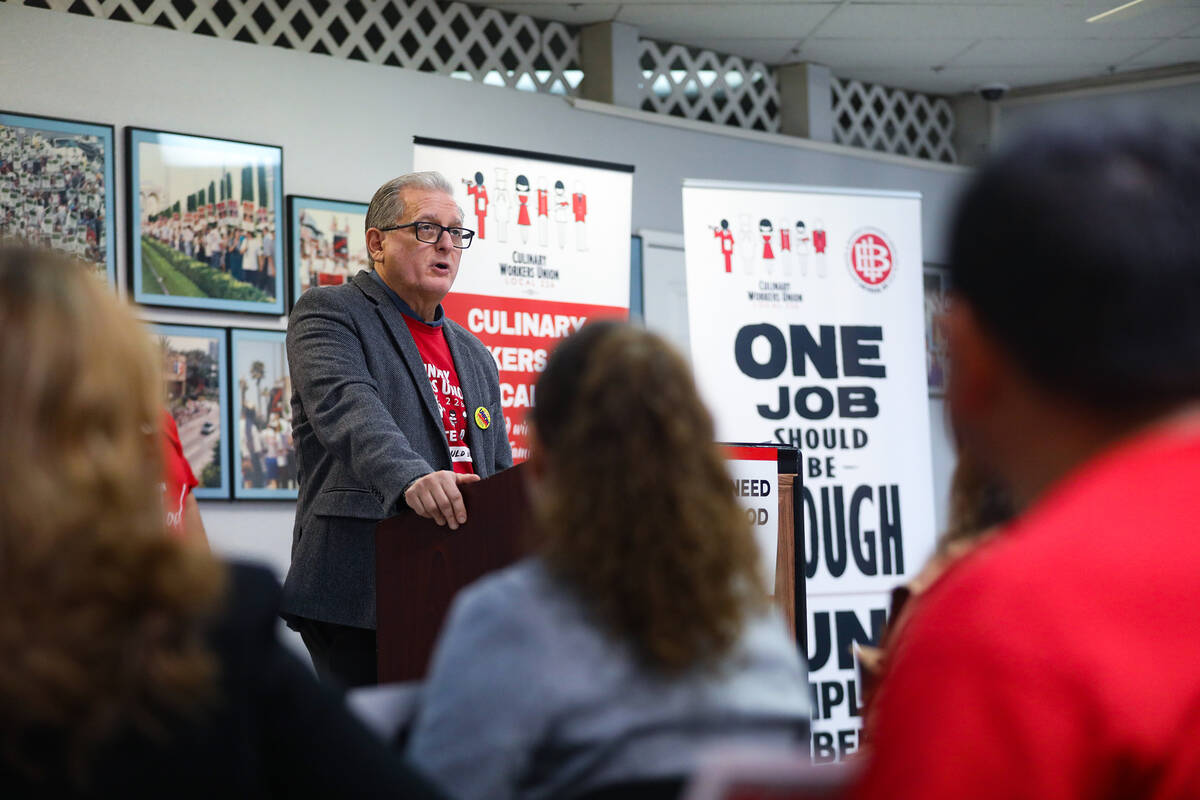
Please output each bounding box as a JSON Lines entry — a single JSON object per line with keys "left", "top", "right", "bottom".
{"left": 289, "top": 195, "right": 370, "bottom": 306}
{"left": 924, "top": 264, "right": 950, "bottom": 397}
{"left": 151, "top": 324, "right": 230, "bottom": 499}
{"left": 230, "top": 328, "right": 297, "bottom": 500}
{"left": 128, "top": 128, "right": 284, "bottom": 314}
{"left": 0, "top": 111, "right": 116, "bottom": 283}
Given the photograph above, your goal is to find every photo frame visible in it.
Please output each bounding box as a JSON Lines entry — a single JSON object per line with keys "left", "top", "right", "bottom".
{"left": 230, "top": 328, "right": 297, "bottom": 500}
{"left": 288, "top": 195, "right": 369, "bottom": 307}
{"left": 0, "top": 110, "right": 116, "bottom": 284}
{"left": 923, "top": 264, "right": 950, "bottom": 397}
{"left": 151, "top": 324, "right": 230, "bottom": 499}
{"left": 128, "top": 128, "right": 284, "bottom": 314}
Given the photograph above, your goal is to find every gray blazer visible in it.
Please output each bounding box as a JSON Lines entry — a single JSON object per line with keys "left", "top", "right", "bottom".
{"left": 281, "top": 270, "right": 512, "bottom": 629}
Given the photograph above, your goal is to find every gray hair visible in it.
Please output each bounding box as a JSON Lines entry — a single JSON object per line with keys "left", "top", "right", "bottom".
{"left": 365, "top": 171, "right": 460, "bottom": 237}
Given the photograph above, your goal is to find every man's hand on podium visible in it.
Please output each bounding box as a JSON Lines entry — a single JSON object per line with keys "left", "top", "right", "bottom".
{"left": 404, "top": 470, "right": 482, "bottom": 530}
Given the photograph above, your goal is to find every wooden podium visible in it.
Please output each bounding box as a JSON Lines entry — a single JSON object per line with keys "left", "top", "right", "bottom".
{"left": 375, "top": 463, "right": 531, "bottom": 683}
{"left": 375, "top": 453, "right": 802, "bottom": 682}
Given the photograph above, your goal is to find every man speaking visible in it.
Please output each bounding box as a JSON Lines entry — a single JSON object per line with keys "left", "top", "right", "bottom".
{"left": 282, "top": 172, "right": 512, "bottom": 687}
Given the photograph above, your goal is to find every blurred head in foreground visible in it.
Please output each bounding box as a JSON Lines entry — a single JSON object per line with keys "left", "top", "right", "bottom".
{"left": 0, "top": 244, "right": 221, "bottom": 782}
{"left": 944, "top": 111, "right": 1200, "bottom": 504}
{"left": 528, "top": 320, "right": 767, "bottom": 672}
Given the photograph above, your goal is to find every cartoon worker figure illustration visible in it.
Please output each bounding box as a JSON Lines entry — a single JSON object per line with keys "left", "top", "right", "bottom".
{"left": 464, "top": 171, "right": 489, "bottom": 239}
{"left": 737, "top": 215, "right": 755, "bottom": 273}
{"left": 812, "top": 218, "right": 827, "bottom": 277}
{"left": 553, "top": 180, "right": 570, "bottom": 249}
{"left": 759, "top": 218, "right": 775, "bottom": 273}
{"left": 515, "top": 174, "right": 532, "bottom": 244}
{"left": 711, "top": 219, "right": 734, "bottom": 273}
{"left": 795, "top": 219, "right": 811, "bottom": 277}
{"left": 777, "top": 219, "right": 793, "bottom": 278}
{"left": 572, "top": 180, "right": 588, "bottom": 252}
{"left": 494, "top": 167, "right": 510, "bottom": 243}
{"left": 536, "top": 175, "right": 549, "bottom": 247}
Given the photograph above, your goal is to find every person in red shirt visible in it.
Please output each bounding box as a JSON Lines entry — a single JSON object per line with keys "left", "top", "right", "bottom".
{"left": 161, "top": 408, "right": 208, "bottom": 546}
{"left": 853, "top": 114, "right": 1200, "bottom": 799}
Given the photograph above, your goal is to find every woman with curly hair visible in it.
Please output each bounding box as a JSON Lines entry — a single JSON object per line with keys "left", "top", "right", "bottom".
{"left": 0, "top": 244, "right": 444, "bottom": 798}
{"left": 408, "top": 321, "right": 810, "bottom": 800}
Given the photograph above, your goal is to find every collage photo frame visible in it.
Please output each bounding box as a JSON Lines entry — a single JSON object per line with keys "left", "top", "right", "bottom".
{"left": 0, "top": 110, "right": 116, "bottom": 284}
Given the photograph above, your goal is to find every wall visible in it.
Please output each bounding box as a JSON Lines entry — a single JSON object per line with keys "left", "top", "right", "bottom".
{"left": 998, "top": 76, "right": 1200, "bottom": 135}
{"left": 0, "top": 2, "right": 964, "bottom": 588}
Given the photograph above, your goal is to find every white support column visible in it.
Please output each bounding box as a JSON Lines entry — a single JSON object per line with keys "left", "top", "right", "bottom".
{"left": 578, "top": 21, "right": 642, "bottom": 109}
{"left": 776, "top": 62, "right": 833, "bottom": 142}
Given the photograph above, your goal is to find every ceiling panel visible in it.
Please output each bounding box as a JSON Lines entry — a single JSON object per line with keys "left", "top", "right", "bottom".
{"left": 468, "top": 0, "right": 1200, "bottom": 97}
{"left": 1118, "top": 36, "right": 1200, "bottom": 67}
{"left": 816, "top": 4, "right": 1200, "bottom": 41}
{"left": 798, "top": 37, "right": 977, "bottom": 68}
{"left": 949, "top": 37, "right": 1168, "bottom": 67}
{"left": 616, "top": 3, "right": 837, "bottom": 42}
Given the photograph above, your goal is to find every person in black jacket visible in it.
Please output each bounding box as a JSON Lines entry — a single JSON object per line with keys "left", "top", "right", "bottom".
{"left": 0, "top": 242, "right": 444, "bottom": 799}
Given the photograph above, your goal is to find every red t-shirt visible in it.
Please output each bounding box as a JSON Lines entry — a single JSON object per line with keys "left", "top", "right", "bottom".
{"left": 854, "top": 420, "right": 1200, "bottom": 800}
{"left": 161, "top": 409, "right": 199, "bottom": 538}
{"left": 403, "top": 317, "right": 476, "bottom": 475}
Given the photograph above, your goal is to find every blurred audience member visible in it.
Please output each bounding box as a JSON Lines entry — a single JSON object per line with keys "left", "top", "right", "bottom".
{"left": 854, "top": 112, "right": 1200, "bottom": 798}
{"left": 408, "top": 321, "right": 810, "bottom": 800}
{"left": 856, "top": 455, "right": 1015, "bottom": 708}
{"left": 0, "top": 243, "right": 445, "bottom": 799}
{"left": 160, "top": 408, "right": 209, "bottom": 546}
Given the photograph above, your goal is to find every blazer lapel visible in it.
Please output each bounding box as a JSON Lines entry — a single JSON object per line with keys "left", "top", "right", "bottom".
{"left": 352, "top": 272, "right": 446, "bottom": 444}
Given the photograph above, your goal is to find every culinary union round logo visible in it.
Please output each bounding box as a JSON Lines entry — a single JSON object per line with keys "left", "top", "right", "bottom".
{"left": 846, "top": 228, "right": 896, "bottom": 291}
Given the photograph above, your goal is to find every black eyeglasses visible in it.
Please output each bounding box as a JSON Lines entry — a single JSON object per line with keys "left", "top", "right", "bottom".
{"left": 377, "top": 221, "right": 475, "bottom": 249}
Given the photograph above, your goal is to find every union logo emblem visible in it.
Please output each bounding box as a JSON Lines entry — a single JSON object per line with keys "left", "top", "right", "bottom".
{"left": 846, "top": 228, "right": 896, "bottom": 291}
{"left": 474, "top": 406, "right": 491, "bottom": 430}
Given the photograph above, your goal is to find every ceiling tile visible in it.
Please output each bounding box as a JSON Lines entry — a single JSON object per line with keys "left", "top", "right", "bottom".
{"left": 1116, "top": 36, "right": 1200, "bottom": 66}
{"left": 950, "top": 37, "right": 1168, "bottom": 67}
{"left": 816, "top": 4, "right": 1200, "bottom": 41}
{"left": 616, "top": 3, "right": 837, "bottom": 42}
{"left": 468, "top": 1, "right": 1200, "bottom": 93}
{"left": 798, "top": 37, "right": 976, "bottom": 68}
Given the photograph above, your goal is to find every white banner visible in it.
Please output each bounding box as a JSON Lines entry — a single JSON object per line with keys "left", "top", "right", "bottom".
{"left": 682, "top": 180, "right": 937, "bottom": 760}
{"left": 413, "top": 139, "right": 634, "bottom": 462}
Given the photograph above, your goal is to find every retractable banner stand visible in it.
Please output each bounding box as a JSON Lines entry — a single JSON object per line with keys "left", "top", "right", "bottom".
{"left": 681, "top": 180, "right": 937, "bottom": 762}
{"left": 413, "top": 138, "right": 634, "bottom": 462}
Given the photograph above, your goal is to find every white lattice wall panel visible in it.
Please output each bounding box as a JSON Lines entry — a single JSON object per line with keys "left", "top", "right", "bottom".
{"left": 832, "top": 77, "right": 956, "bottom": 164}
{"left": 639, "top": 39, "right": 780, "bottom": 134}
{"left": 2, "top": 0, "right": 583, "bottom": 96}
